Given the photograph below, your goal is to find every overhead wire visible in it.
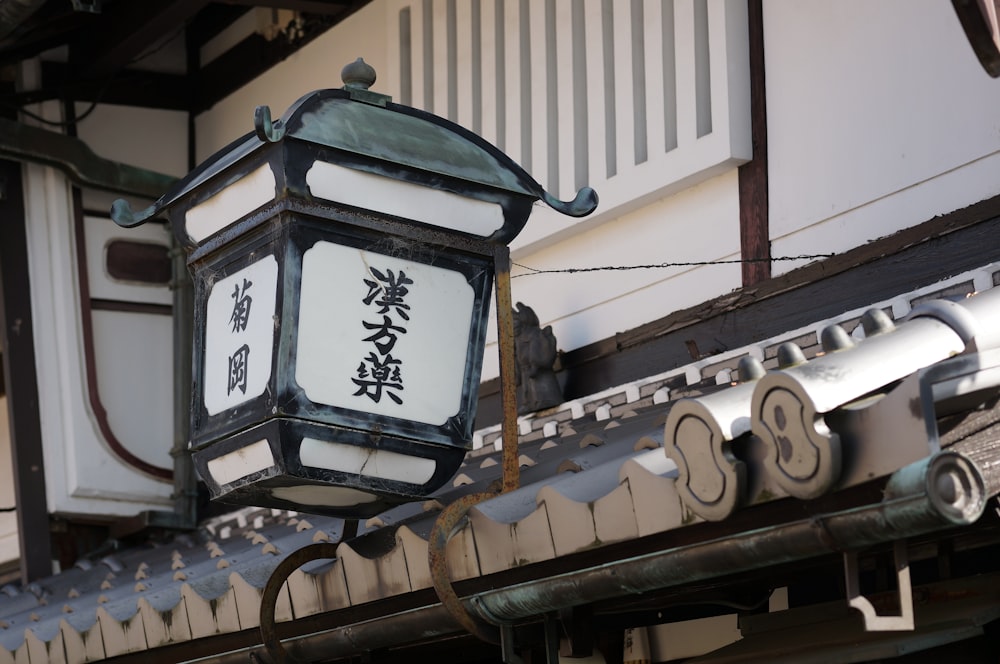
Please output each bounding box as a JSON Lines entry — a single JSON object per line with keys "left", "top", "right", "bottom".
{"left": 511, "top": 253, "right": 834, "bottom": 277}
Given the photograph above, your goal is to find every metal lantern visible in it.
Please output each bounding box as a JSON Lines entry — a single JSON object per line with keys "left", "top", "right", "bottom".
{"left": 111, "top": 59, "right": 596, "bottom": 517}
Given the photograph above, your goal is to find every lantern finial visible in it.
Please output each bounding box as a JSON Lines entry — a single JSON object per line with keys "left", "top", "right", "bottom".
{"left": 342, "top": 57, "right": 376, "bottom": 91}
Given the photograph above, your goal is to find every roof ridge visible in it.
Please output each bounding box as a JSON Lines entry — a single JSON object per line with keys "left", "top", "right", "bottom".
{"left": 473, "top": 261, "right": 1000, "bottom": 449}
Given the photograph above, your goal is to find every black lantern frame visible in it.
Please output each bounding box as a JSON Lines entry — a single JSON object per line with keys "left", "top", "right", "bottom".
{"left": 112, "top": 59, "right": 597, "bottom": 517}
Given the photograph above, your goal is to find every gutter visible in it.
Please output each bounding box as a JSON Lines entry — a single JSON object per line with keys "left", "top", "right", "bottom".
{"left": 0, "top": 117, "right": 176, "bottom": 199}
{"left": 193, "top": 448, "right": 987, "bottom": 663}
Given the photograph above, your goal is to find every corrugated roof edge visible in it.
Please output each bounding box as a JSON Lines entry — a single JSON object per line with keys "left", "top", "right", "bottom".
{"left": 2, "top": 262, "right": 1000, "bottom": 662}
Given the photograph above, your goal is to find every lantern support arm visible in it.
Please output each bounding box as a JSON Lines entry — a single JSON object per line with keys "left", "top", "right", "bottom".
{"left": 494, "top": 244, "right": 521, "bottom": 494}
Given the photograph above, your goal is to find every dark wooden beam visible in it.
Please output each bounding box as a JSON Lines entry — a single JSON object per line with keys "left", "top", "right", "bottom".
{"left": 186, "top": 4, "right": 252, "bottom": 48}
{"left": 27, "top": 61, "right": 190, "bottom": 111}
{"left": 0, "top": 158, "right": 53, "bottom": 584}
{"left": 0, "top": 1, "right": 99, "bottom": 67}
{"left": 191, "top": 0, "right": 371, "bottom": 111}
{"left": 217, "top": 0, "right": 355, "bottom": 14}
{"left": 737, "top": 0, "right": 770, "bottom": 286}
{"left": 73, "top": 0, "right": 210, "bottom": 81}
{"left": 194, "top": 32, "right": 271, "bottom": 113}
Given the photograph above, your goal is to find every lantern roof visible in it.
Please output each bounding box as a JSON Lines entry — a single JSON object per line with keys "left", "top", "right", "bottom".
{"left": 111, "top": 58, "right": 597, "bottom": 234}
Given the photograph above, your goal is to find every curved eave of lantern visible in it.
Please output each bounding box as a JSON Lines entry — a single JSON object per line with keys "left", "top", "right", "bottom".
{"left": 111, "top": 87, "right": 598, "bottom": 250}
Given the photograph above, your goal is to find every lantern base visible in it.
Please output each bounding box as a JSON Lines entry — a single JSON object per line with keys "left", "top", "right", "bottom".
{"left": 192, "top": 418, "right": 468, "bottom": 518}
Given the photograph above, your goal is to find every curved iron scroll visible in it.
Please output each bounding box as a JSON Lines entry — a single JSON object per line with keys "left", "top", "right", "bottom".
{"left": 427, "top": 492, "right": 502, "bottom": 645}
{"left": 258, "top": 542, "right": 340, "bottom": 664}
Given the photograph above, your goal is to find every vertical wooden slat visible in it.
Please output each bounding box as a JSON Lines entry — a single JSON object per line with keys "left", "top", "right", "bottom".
{"left": 455, "top": 0, "right": 475, "bottom": 129}
{"left": 384, "top": 0, "right": 747, "bottom": 255}
{"left": 0, "top": 158, "right": 52, "bottom": 585}
{"left": 662, "top": 0, "right": 678, "bottom": 152}
{"left": 481, "top": 0, "right": 500, "bottom": 147}
{"left": 138, "top": 596, "right": 192, "bottom": 649}
{"left": 423, "top": 0, "right": 436, "bottom": 112}
{"left": 432, "top": 0, "right": 451, "bottom": 117}
{"left": 571, "top": 0, "right": 589, "bottom": 191}
{"left": 408, "top": 0, "right": 428, "bottom": 110}
{"left": 471, "top": 0, "right": 484, "bottom": 135}
{"left": 584, "top": 0, "right": 608, "bottom": 181}
{"left": 24, "top": 630, "right": 53, "bottom": 664}
{"left": 393, "top": 1, "right": 412, "bottom": 104}
{"left": 544, "top": 0, "right": 560, "bottom": 193}
{"left": 445, "top": 0, "right": 458, "bottom": 121}
{"left": 504, "top": 0, "right": 525, "bottom": 166}
{"left": 556, "top": 0, "right": 576, "bottom": 199}
{"left": 285, "top": 569, "right": 323, "bottom": 619}
{"left": 630, "top": 0, "right": 648, "bottom": 165}
{"left": 612, "top": 0, "right": 634, "bottom": 171}
{"left": 96, "top": 607, "right": 147, "bottom": 657}
{"left": 60, "top": 617, "right": 106, "bottom": 664}
{"left": 181, "top": 584, "right": 241, "bottom": 638}
{"left": 643, "top": 0, "right": 667, "bottom": 160}
{"left": 693, "top": 0, "right": 712, "bottom": 137}
{"left": 738, "top": 0, "right": 770, "bottom": 285}
{"left": 528, "top": 0, "right": 550, "bottom": 186}
{"left": 673, "top": 0, "right": 697, "bottom": 148}
{"left": 707, "top": 0, "right": 729, "bottom": 132}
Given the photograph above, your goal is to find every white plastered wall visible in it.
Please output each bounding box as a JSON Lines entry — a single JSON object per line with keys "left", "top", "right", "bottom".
{"left": 483, "top": 170, "right": 741, "bottom": 380}
{"left": 764, "top": 0, "right": 1000, "bottom": 273}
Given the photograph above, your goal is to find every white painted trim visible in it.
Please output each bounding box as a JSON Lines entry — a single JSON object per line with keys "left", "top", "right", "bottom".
{"left": 23, "top": 163, "right": 172, "bottom": 515}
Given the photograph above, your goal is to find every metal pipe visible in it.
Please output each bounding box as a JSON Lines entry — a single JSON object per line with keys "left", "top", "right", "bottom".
{"left": 170, "top": 240, "right": 198, "bottom": 527}
{"left": 193, "top": 450, "right": 985, "bottom": 663}
{"left": 472, "top": 451, "right": 984, "bottom": 623}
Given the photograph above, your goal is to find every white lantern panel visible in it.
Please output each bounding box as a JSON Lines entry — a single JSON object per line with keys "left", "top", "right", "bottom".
{"left": 271, "top": 485, "right": 378, "bottom": 508}
{"left": 206, "top": 439, "right": 274, "bottom": 485}
{"left": 186, "top": 164, "right": 275, "bottom": 242}
{"left": 296, "top": 241, "right": 475, "bottom": 426}
{"left": 300, "top": 438, "right": 436, "bottom": 484}
{"left": 203, "top": 255, "right": 278, "bottom": 415}
{"left": 306, "top": 161, "right": 504, "bottom": 237}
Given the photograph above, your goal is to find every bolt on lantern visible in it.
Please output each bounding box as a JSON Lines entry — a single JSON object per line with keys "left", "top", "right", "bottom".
{"left": 112, "top": 58, "right": 597, "bottom": 517}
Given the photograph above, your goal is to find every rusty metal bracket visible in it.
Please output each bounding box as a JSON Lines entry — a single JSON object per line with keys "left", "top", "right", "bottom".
{"left": 259, "top": 236, "right": 525, "bottom": 660}
{"left": 428, "top": 492, "right": 501, "bottom": 644}
{"left": 498, "top": 614, "right": 560, "bottom": 664}
{"left": 543, "top": 613, "right": 561, "bottom": 664}
{"left": 258, "top": 542, "right": 340, "bottom": 664}
{"left": 494, "top": 245, "right": 520, "bottom": 494}
{"left": 844, "top": 539, "right": 914, "bottom": 631}
{"left": 426, "top": 246, "right": 522, "bottom": 647}
{"left": 499, "top": 624, "right": 525, "bottom": 664}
